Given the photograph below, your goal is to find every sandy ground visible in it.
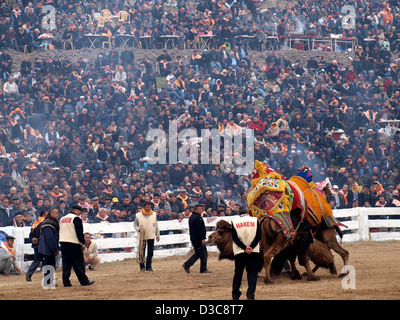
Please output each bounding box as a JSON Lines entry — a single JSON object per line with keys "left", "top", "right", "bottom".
{"left": 0, "top": 240, "right": 400, "bottom": 301}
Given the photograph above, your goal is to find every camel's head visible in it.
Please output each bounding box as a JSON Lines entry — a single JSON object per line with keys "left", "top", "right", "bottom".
{"left": 208, "top": 220, "right": 234, "bottom": 261}
{"left": 247, "top": 161, "right": 289, "bottom": 219}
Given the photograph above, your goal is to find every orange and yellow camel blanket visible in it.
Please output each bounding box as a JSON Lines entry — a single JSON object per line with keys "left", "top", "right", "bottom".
{"left": 290, "top": 165, "right": 346, "bottom": 228}
{"left": 247, "top": 161, "right": 345, "bottom": 238}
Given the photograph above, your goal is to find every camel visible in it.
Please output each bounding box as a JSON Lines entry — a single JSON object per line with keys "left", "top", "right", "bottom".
{"left": 208, "top": 219, "right": 338, "bottom": 281}
{"left": 289, "top": 170, "right": 350, "bottom": 278}
{"left": 246, "top": 161, "right": 322, "bottom": 284}
{"left": 245, "top": 161, "right": 350, "bottom": 284}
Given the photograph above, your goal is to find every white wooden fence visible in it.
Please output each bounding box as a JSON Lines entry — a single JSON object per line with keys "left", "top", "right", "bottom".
{"left": 1, "top": 207, "right": 400, "bottom": 272}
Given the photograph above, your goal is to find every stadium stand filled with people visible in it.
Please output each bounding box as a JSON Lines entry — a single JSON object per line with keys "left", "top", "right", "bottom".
{"left": 0, "top": 0, "right": 400, "bottom": 228}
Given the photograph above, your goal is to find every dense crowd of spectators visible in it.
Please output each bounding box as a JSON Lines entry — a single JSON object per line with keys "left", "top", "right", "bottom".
{"left": 2, "top": 0, "right": 400, "bottom": 52}
{"left": 1, "top": 0, "right": 400, "bottom": 229}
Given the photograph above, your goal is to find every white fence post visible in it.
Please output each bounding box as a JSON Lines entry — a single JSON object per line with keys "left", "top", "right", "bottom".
{"left": 358, "top": 207, "right": 370, "bottom": 241}
{"left": 14, "top": 228, "right": 26, "bottom": 272}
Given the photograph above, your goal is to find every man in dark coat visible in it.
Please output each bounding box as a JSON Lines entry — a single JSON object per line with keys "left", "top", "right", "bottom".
{"left": 0, "top": 196, "right": 14, "bottom": 227}
{"left": 120, "top": 46, "right": 135, "bottom": 67}
{"left": 182, "top": 204, "right": 211, "bottom": 274}
{"left": 26, "top": 209, "right": 48, "bottom": 282}
{"left": 38, "top": 208, "right": 60, "bottom": 276}
{"left": 0, "top": 169, "right": 13, "bottom": 193}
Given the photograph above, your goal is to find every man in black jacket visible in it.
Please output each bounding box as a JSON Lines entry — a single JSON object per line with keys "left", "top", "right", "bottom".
{"left": 0, "top": 196, "right": 14, "bottom": 227}
{"left": 59, "top": 204, "right": 94, "bottom": 287}
{"left": 120, "top": 46, "right": 135, "bottom": 67}
{"left": 26, "top": 210, "right": 48, "bottom": 282}
{"left": 182, "top": 204, "right": 211, "bottom": 274}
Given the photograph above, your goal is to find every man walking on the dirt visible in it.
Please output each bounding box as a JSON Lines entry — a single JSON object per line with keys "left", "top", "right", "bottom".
{"left": 59, "top": 204, "right": 94, "bottom": 287}
{"left": 182, "top": 204, "right": 211, "bottom": 274}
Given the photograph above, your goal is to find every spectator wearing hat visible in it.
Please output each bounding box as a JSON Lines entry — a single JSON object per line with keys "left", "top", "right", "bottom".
{"left": 0, "top": 235, "right": 20, "bottom": 276}
{"left": 111, "top": 197, "right": 120, "bottom": 209}
{"left": 118, "top": 183, "right": 131, "bottom": 200}
{"left": 365, "top": 147, "right": 378, "bottom": 170}
{"left": 87, "top": 196, "right": 99, "bottom": 220}
{"left": 185, "top": 193, "right": 198, "bottom": 208}
{"left": 167, "top": 191, "right": 184, "bottom": 214}
{"left": 100, "top": 195, "right": 113, "bottom": 210}
{"left": 36, "top": 95, "right": 54, "bottom": 118}
{"left": 199, "top": 190, "right": 214, "bottom": 211}
{"left": 177, "top": 189, "right": 189, "bottom": 210}
{"left": 55, "top": 199, "right": 68, "bottom": 218}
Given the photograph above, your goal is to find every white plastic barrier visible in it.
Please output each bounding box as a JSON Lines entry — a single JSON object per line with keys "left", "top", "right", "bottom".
{"left": 1, "top": 208, "right": 400, "bottom": 271}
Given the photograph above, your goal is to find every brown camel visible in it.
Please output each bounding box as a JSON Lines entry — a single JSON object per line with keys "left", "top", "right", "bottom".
{"left": 259, "top": 214, "right": 320, "bottom": 284}
{"left": 208, "top": 219, "right": 338, "bottom": 283}
{"left": 312, "top": 225, "right": 349, "bottom": 277}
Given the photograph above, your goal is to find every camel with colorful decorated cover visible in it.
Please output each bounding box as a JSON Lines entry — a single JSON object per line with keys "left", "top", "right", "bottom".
{"left": 289, "top": 166, "right": 349, "bottom": 277}
{"left": 247, "top": 161, "right": 349, "bottom": 284}
{"left": 247, "top": 161, "right": 318, "bottom": 284}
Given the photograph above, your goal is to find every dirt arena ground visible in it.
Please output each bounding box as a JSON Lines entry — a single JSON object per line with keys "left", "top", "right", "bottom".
{"left": 1, "top": 240, "right": 399, "bottom": 301}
